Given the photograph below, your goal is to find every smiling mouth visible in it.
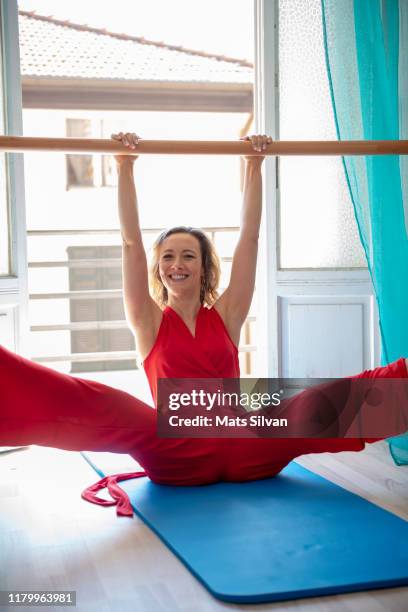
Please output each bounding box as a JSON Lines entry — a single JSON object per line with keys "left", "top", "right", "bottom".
{"left": 168, "top": 274, "right": 189, "bottom": 281}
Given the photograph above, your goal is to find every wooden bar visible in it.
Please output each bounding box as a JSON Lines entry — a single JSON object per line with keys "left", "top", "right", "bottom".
{"left": 0, "top": 136, "right": 408, "bottom": 156}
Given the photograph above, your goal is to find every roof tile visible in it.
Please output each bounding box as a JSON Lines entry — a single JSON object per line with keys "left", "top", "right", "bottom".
{"left": 19, "top": 11, "right": 253, "bottom": 84}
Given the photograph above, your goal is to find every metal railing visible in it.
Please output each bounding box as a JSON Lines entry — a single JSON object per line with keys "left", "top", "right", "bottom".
{"left": 27, "top": 225, "right": 257, "bottom": 373}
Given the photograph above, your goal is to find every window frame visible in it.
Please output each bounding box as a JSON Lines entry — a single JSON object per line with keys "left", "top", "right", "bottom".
{"left": 0, "top": 0, "right": 29, "bottom": 352}
{"left": 253, "top": 0, "right": 279, "bottom": 377}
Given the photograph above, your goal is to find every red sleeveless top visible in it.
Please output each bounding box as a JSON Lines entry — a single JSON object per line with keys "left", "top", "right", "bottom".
{"left": 143, "top": 305, "right": 240, "bottom": 405}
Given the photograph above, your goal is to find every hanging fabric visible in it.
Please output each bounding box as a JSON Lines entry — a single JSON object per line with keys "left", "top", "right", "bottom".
{"left": 321, "top": 0, "right": 408, "bottom": 464}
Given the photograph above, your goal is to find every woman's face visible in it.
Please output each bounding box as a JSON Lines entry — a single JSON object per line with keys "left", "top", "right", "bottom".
{"left": 158, "top": 233, "right": 204, "bottom": 300}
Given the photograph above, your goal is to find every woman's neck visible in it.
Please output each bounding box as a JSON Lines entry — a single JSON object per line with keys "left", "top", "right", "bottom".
{"left": 167, "top": 297, "right": 202, "bottom": 321}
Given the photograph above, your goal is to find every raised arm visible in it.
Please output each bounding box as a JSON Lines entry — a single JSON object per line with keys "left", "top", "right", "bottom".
{"left": 215, "top": 135, "right": 271, "bottom": 341}
{"left": 112, "top": 132, "right": 161, "bottom": 337}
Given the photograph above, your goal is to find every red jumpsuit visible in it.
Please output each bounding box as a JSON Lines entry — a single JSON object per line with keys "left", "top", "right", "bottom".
{"left": 1, "top": 304, "right": 407, "bottom": 517}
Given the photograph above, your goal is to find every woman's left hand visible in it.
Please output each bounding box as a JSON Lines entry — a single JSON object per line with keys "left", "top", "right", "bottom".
{"left": 239, "top": 134, "right": 273, "bottom": 162}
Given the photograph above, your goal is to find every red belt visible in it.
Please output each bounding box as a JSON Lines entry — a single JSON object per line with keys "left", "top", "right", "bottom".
{"left": 81, "top": 471, "right": 145, "bottom": 517}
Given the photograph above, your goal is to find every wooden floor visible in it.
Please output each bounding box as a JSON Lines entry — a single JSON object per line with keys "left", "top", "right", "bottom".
{"left": 1, "top": 442, "right": 407, "bottom": 612}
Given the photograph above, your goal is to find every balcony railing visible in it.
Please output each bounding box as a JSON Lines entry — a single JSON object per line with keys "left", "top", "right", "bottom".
{"left": 27, "top": 226, "right": 256, "bottom": 374}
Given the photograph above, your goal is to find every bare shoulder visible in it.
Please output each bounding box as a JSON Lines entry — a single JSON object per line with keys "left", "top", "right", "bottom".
{"left": 128, "top": 298, "right": 164, "bottom": 362}
{"left": 212, "top": 293, "right": 241, "bottom": 348}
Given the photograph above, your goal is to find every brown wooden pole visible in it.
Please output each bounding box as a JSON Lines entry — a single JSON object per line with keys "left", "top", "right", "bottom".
{"left": 0, "top": 136, "right": 407, "bottom": 155}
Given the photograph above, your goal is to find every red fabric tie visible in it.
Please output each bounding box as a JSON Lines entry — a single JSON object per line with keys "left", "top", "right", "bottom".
{"left": 81, "top": 471, "right": 146, "bottom": 517}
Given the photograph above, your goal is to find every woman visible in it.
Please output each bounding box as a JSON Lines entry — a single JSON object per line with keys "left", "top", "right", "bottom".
{"left": 0, "top": 132, "right": 407, "bottom": 517}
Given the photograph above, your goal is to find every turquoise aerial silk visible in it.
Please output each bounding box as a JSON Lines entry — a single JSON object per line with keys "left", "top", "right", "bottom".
{"left": 321, "top": 0, "right": 408, "bottom": 464}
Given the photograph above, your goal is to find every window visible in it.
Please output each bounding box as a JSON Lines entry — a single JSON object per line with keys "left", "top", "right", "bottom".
{"left": 0, "top": 24, "right": 9, "bottom": 276}
{"left": 20, "top": 3, "right": 255, "bottom": 379}
{"left": 278, "top": 0, "right": 366, "bottom": 269}
{"left": 0, "top": 153, "right": 9, "bottom": 276}
{"left": 66, "top": 119, "right": 94, "bottom": 188}
{"left": 67, "top": 245, "right": 136, "bottom": 372}
{"left": 66, "top": 118, "right": 119, "bottom": 189}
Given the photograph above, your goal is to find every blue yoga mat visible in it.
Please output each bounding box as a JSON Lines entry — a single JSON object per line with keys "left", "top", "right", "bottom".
{"left": 82, "top": 452, "right": 408, "bottom": 604}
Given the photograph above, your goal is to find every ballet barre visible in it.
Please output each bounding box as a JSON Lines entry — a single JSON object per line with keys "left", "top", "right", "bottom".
{"left": 0, "top": 136, "right": 407, "bottom": 156}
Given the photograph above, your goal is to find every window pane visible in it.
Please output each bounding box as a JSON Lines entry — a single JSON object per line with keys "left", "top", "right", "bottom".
{"left": 66, "top": 119, "right": 94, "bottom": 188}
{"left": 0, "top": 154, "right": 9, "bottom": 275}
{"left": 0, "top": 26, "right": 9, "bottom": 276}
{"left": 278, "top": 0, "right": 366, "bottom": 269}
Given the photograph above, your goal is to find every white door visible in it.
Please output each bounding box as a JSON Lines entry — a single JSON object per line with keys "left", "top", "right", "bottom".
{"left": 254, "top": 0, "right": 380, "bottom": 379}
{"left": 0, "top": 0, "right": 29, "bottom": 353}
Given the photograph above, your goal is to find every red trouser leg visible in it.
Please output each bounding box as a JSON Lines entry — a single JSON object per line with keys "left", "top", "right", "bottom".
{"left": 223, "top": 358, "right": 408, "bottom": 482}
{"left": 0, "top": 344, "right": 158, "bottom": 456}
{"left": 346, "top": 357, "right": 408, "bottom": 443}
{"left": 0, "top": 345, "right": 220, "bottom": 485}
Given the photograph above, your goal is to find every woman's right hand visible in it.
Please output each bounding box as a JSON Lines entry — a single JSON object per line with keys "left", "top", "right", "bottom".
{"left": 111, "top": 132, "right": 141, "bottom": 164}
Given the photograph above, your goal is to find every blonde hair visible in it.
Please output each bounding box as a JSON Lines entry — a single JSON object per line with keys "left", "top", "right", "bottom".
{"left": 149, "top": 226, "right": 221, "bottom": 307}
